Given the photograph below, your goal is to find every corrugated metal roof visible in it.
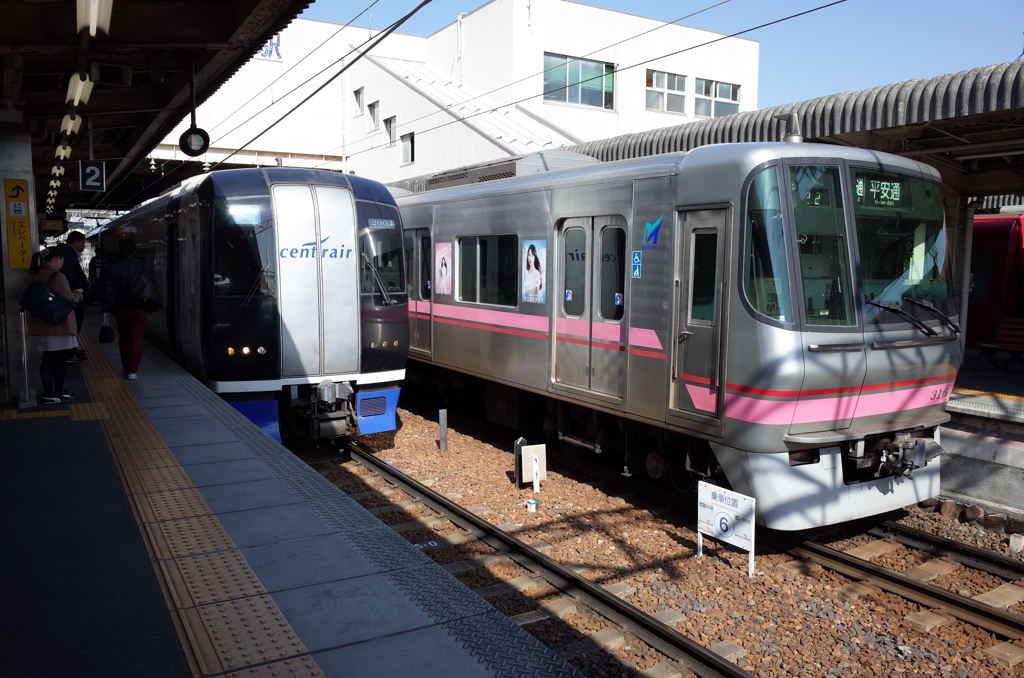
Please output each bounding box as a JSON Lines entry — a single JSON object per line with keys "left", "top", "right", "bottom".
{"left": 564, "top": 61, "right": 1023, "bottom": 161}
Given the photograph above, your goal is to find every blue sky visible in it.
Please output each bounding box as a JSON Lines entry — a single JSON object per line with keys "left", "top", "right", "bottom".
{"left": 300, "top": 0, "right": 1022, "bottom": 109}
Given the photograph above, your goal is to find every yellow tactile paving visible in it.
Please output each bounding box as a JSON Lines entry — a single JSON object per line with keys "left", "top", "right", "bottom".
{"left": 72, "top": 329, "right": 325, "bottom": 678}
{"left": 0, "top": 409, "right": 16, "bottom": 420}
{"left": 137, "top": 487, "right": 213, "bottom": 523}
{"left": 69, "top": 402, "right": 110, "bottom": 421}
{"left": 181, "top": 596, "right": 310, "bottom": 674}
{"left": 953, "top": 387, "right": 1024, "bottom": 402}
{"left": 159, "top": 550, "right": 268, "bottom": 608}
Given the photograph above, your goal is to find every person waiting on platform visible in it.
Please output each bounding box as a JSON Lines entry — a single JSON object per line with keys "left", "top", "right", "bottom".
{"left": 101, "top": 238, "right": 151, "bottom": 380}
{"left": 53, "top": 230, "right": 89, "bottom": 362}
{"left": 25, "top": 249, "right": 85, "bottom": 404}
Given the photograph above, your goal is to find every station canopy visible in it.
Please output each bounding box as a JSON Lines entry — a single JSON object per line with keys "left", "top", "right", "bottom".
{"left": 1, "top": 0, "right": 310, "bottom": 221}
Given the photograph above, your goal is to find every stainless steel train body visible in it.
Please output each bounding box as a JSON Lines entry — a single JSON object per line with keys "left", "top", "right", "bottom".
{"left": 99, "top": 167, "right": 408, "bottom": 439}
{"left": 396, "top": 142, "right": 962, "bottom": 530}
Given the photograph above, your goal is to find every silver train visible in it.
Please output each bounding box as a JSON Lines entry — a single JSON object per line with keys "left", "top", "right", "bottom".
{"left": 395, "top": 140, "right": 962, "bottom": 530}
{"left": 98, "top": 168, "right": 408, "bottom": 440}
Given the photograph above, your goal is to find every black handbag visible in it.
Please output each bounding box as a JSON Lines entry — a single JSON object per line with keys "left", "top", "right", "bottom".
{"left": 20, "top": 272, "right": 76, "bottom": 325}
{"left": 98, "top": 318, "right": 115, "bottom": 343}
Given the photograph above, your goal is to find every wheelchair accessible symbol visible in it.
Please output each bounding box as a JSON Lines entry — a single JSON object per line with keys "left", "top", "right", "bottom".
{"left": 631, "top": 251, "right": 642, "bottom": 279}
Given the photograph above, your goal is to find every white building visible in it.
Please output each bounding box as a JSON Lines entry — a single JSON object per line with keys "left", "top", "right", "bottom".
{"left": 152, "top": 0, "right": 759, "bottom": 182}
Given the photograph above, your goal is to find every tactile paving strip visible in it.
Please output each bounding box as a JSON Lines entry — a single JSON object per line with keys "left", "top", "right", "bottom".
{"left": 181, "top": 595, "right": 310, "bottom": 673}
{"left": 144, "top": 514, "right": 237, "bottom": 560}
{"left": 68, "top": 402, "right": 110, "bottom": 421}
{"left": 76, "top": 329, "right": 326, "bottom": 678}
{"left": 159, "top": 550, "right": 267, "bottom": 608}
{"left": 137, "top": 487, "right": 213, "bottom": 523}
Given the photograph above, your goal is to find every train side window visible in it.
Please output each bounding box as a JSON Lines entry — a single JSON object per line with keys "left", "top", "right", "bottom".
{"left": 690, "top": 232, "right": 717, "bottom": 322}
{"left": 404, "top": 237, "right": 414, "bottom": 297}
{"left": 457, "top": 235, "right": 517, "bottom": 306}
{"left": 789, "top": 165, "right": 855, "bottom": 326}
{"left": 743, "top": 167, "right": 793, "bottom": 322}
{"left": 420, "top": 236, "right": 432, "bottom": 299}
{"left": 599, "top": 227, "right": 625, "bottom": 321}
{"left": 564, "top": 228, "right": 587, "bottom": 316}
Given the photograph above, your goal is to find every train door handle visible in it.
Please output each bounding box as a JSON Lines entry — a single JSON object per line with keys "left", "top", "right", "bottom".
{"left": 678, "top": 330, "right": 693, "bottom": 343}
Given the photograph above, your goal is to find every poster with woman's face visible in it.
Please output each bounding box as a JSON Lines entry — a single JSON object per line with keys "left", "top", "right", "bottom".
{"left": 522, "top": 240, "right": 546, "bottom": 304}
{"left": 435, "top": 242, "right": 452, "bottom": 295}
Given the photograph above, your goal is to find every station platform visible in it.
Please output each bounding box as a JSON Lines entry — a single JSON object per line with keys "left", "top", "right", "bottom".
{"left": 1, "top": 317, "right": 582, "bottom": 678}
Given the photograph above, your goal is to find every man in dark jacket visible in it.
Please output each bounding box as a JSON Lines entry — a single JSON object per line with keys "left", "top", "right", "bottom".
{"left": 101, "top": 238, "right": 150, "bottom": 380}
{"left": 54, "top": 231, "right": 89, "bottom": 362}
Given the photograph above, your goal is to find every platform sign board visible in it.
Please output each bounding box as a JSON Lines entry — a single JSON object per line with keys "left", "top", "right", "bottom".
{"left": 41, "top": 219, "right": 64, "bottom": 232}
{"left": 696, "top": 481, "right": 756, "bottom": 577}
{"left": 4, "top": 178, "right": 31, "bottom": 268}
{"left": 79, "top": 160, "right": 106, "bottom": 192}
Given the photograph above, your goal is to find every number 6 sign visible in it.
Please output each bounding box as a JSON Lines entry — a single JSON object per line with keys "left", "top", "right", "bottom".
{"left": 696, "top": 481, "right": 757, "bottom": 577}
{"left": 79, "top": 160, "right": 106, "bottom": 192}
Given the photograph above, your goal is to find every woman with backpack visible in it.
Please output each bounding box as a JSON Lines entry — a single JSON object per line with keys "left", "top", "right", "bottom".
{"left": 26, "top": 248, "right": 85, "bottom": 403}
{"left": 101, "top": 238, "right": 151, "bottom": 380}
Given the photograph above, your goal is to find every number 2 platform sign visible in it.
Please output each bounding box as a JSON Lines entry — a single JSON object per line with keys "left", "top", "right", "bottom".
{"left": 696, "top": 481, "right": 757, "bottom": 577}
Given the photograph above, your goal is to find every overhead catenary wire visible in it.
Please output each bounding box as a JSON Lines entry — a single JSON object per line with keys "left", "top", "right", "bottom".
{"left": 334, "top": 0, "right": 847, "bottom": 164}
{"left": 210, "top": 0, "right": 436, "bottom": 171}
{"left": 315, "top": 0, "right": 734, "bottom": 158}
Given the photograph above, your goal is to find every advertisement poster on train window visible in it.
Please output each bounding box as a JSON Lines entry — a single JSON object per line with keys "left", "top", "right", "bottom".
{"left": 435, "top": 242, "right": 452, "bottom": 295}
{"left": 522, "top": 240, "right": 546, "bottom": 304}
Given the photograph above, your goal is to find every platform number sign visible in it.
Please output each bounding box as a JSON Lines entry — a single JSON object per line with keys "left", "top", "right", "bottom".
{"left": 79, "top": 160, "right": 106, "bottom": 192}
{"left": 696, "top": 481, "right": 757, "bottom": 577}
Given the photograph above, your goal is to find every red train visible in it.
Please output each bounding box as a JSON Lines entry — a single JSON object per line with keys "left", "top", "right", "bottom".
{"left": 966, "top": 212, "right": 1024, "bottom": 348}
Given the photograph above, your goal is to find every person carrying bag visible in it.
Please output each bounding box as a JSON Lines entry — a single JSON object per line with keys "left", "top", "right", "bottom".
{"left": 23, "top": 248, "right": 85, "bottom": 404}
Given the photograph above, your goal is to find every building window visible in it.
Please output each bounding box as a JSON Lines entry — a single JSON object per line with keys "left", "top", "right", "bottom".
{"left": 353, "top": 87, "right": 364, "bottom": 116}
{"left": 367, "top": 101, "right": 379, "bottom": 130}
{"left": 384, "top": 116, "right": 396, "bottom": 146}
{"left": 543, "top": 53, "right": 614, "bottom": 109}
{"left": 694, "top": 79, "right": 739, "bottom": 117}
{"left": 646, "top": 70, "right": 685, "bottom": 114}
{"left": 401, "top": 133, "right": 415, "bottom": 164}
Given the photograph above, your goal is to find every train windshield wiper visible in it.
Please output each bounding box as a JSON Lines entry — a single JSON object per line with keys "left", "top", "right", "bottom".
{"left": 362, "top": 254, "right": 397, "bottom": 306}
{"left": 866, "top": 300, "right": 937, "bottom": 336}
{"left": 902, "top": 298, "right": 961, "bottom": 334}
{"left": 241, "top": 262, "right": 269, "bottom": 308}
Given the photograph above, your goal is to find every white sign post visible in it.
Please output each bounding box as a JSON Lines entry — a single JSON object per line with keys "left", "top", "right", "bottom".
{"left": 696, "top": 481, "right": 757, "bottom": 577}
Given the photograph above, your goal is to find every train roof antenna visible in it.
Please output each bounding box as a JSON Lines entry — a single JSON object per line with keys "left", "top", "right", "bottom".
{"left": 773, "top": 113, "right": 803, "bottom": 143}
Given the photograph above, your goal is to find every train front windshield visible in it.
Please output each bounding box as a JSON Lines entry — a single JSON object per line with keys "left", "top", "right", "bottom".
{"left": 850, "top": 169, "right": 954, "bottom": 321}
{"left": 357, "top": 202, "right": 405, "bottom": 303}
{"left": 744, "top": 165, "right": 953, "bottom": 328}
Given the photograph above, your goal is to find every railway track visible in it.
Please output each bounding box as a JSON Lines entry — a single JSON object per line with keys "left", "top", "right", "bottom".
{"left": 289, "top": 438, "right": 755, "bottom": 678}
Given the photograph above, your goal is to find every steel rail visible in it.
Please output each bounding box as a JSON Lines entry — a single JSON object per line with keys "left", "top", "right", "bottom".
{"left": 349, "top": 444, "right": 755, "bottom": 678}
{"left": 767, "top": 532, "right": 1024, "bottom": 640}
{"left": 871, "top": 521, "right": 1024, "bottom": 581}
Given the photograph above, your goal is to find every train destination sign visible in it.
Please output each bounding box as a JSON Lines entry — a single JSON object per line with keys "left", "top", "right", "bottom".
{"left": 696, "top": 481, "right": 756, "bottom": 577}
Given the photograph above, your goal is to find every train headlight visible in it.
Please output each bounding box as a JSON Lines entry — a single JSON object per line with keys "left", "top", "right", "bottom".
{"left": 227, "top": 347, "right": 235, "bottom": 356}
{"left": 257, "top": 347, "right": 266, "bottom": 355}
{"left": 242, "top": 346, "right": 251, "bottom": 355}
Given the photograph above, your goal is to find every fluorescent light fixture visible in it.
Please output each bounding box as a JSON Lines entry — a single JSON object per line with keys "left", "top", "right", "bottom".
{"left": 956, "top": 149, "right": 1024, "bottom": 161}
{"left": 52, "top": 165, "right": 65, "bottom": 176}
{"left": 66, "top": 73, "right": 94, "bottom": 106}
{"left": 60, "top": 114, "right": 82, "bottom": 136}
{"left": 55, "top": 145, "right": 72, "bottom": 160}
{"left": 77, "top": 0, "right": 113, "bottom": 37}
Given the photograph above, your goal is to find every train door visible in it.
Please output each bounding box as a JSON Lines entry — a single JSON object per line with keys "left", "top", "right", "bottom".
{"left": 403, "top": 228, "right": 431, "bottom": 355}
{"left": 275, "top": 184, "right": 360, "bottom": 377}
{"left": 176, "top": 205, "right": 204, "bottom": 374}
{"left": 670, "top": 209, "right": 726, "bottom": 427}
{"left": 553, "top": 216, "right": 627, "bottom": 399}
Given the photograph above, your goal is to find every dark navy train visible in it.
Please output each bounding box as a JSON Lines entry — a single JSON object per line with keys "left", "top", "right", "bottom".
{"left": 98, "top": 167, "right": 408, "bottom": 440}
